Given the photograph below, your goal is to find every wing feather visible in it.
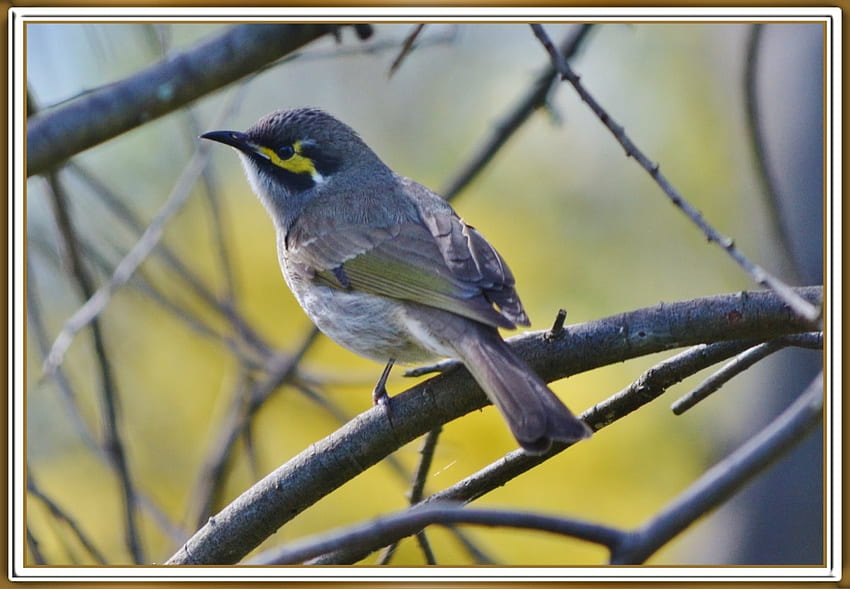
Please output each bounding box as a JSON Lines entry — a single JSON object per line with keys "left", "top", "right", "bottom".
{"left": 286, "top": 192, "right": 529, "bottom": 329}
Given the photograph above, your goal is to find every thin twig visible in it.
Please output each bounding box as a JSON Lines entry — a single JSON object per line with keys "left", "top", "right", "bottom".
{"left": 26, "top": 527, "right": 47, "bottom": 565}
{"left": 26, "top": 255, "right": 99, "bottom": 453}
{"left": 409, "top": 428, "right": 442, "bottom": 505}
{"left": 671, "top": 332, "right": 823, "bottom": 414}
{"left": 442, "top": 24, "right": 594, "bottom": 201}
{"left": 42, "top": 92, "right": 246, "bottom": 377}
{"left": 66, "top": 161, "right": 273, "bottom": 362}
{"left": 388, "top": 24, "right": 426, "bottom": 77}
{"left": 43, "top": 170, "right": 144, "bottom": 564}
{"left": 449, "top": 527, "right": 497, "bottom": 564}
{"left": 545, "top": 309, "right": 568, "bottom": 340}
{"left": 28, "top": 250, "right": 188, "bottom": 549}
{"left": 28, "top": 473, "right": 108, "bottom": 565}
{"left": 250, "top": 503, "right": 624, "bottom": 565}
{"left": 529, "top": 24, "right": 820, "bottom": 324}
{"left": 190, "top": 328, "right": 320, "bottom": 529}
{"left": 585, "top": 339, "right": 765, "bottom": 432}
{"left": 378, "top": 427, "right": 442, "bottom": 565}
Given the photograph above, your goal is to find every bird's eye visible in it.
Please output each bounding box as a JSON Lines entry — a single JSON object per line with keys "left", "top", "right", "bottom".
{"left": 276, "top": 145, "right": 295, "bottom": 160}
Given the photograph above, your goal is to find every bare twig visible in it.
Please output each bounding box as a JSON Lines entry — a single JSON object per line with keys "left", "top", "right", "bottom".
{"left": 450, "top": 527, "right": 497, "bottom": 565}
{"left": 546, "top": 309, "right": 568, "bottom": 340}
{"left": 377, "top": 427, "right": 442, "bottom": 565}
{"left": 28, "top": 250, "right": 187, "bottom": 549}
{"left": 190, "top": 327, "right": 320, "bottom": 529}
{"left": 26, "top": 527, "right": 47, "bottom": 565}
{"left": 408, "top": 428, "right": 442, "bottom": 506}
{"left": 66, "top": 161, "right": 273, "bottom": 361}
{"left": 442, "top": 24, "right": 594, "bottom": 201}
{"left": 28, "top": 473, "right": 108, "bottom": 565}
{"left": 671, "top": 332, "right": 823, "bottom": 414}
{"left": 529, "top": 24, "right": 820, "bottom": 323}
{"left": 585, "top": 339, "right": 766, "bottom": 432}
{"left": 42, "top": 92, "right": 247, "bottom": 377}
{"left": 43, "top": 170, "right": 143, "bottom": 564}
{"left": 26, "top": 255, "right": 99, "bottom": 453}
{"left": 388, "top": 24, "right": 425, "bottom": 77}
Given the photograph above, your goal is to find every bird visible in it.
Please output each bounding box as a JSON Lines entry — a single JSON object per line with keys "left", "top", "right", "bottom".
{"left": 201, "top": 107, "right": 591, "bottom": 454}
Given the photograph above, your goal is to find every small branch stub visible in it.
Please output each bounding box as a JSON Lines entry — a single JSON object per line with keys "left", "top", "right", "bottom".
{"left": 546, "top": 309, "right": 568, "bottom": 341}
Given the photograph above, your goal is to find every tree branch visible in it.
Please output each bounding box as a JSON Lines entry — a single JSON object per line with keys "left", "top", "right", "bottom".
{"left": 166, "top": 286, "right": 821, "bottom": 565}
{"left": 27, "top": 24, "right": 340, "bottom": 176}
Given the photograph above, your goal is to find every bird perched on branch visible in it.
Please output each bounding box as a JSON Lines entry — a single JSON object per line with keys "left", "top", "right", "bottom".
{"left": 202, "top": 107, "right": 591, "bottom": 454}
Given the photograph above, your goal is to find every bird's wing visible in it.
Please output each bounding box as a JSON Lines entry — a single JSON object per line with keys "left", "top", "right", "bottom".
{"left": 287, "top": 212, "right": 528, "bottom": 330}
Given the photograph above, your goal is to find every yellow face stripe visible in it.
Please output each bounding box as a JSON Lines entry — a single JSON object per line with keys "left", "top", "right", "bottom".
{"left": 256, "top": 141, "right": 321, "bottom": 180}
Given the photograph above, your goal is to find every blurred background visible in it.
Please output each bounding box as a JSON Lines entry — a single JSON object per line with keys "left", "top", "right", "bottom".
{"left": 24, "top": 21, "right": 824, "bottom": 566}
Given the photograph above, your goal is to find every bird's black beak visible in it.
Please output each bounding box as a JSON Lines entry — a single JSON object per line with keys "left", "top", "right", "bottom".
{"left": 200, "top": 130, "right": 255, "bottom": 154}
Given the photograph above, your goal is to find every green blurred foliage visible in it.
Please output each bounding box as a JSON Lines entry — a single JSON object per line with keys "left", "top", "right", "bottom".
{"left": 24, "top": 21, "right": 813, "bottom": 566}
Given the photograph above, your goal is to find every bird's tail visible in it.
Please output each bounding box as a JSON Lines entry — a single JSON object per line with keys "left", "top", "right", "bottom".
{"left": 455, "top": 326, "right": 592, "bottom": 454}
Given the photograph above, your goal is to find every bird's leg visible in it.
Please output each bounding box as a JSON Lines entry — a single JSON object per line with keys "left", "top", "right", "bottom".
{"left": 372, "top": 358, "right": 395, "bottom": 407}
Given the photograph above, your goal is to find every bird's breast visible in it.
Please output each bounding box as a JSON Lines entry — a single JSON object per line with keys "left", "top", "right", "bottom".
{"left": 279, "top": 254, "right": 443, "bottom": 364}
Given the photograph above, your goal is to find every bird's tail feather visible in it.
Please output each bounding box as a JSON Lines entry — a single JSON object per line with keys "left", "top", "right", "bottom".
{"left": 455, "top": 327, "right": 592, "bottom": 454}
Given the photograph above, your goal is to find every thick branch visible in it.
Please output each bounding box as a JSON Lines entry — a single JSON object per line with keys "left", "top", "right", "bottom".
{"left": 166, "top": 286, "right": 821, "bottom": 565}
{"left": 27, "top": 24, "right": 336, "bottom": 176}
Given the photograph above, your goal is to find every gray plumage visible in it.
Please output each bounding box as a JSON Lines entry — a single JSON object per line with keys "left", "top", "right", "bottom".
{"left": 202, "top": 107, "right": 591, "bottom": 453}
